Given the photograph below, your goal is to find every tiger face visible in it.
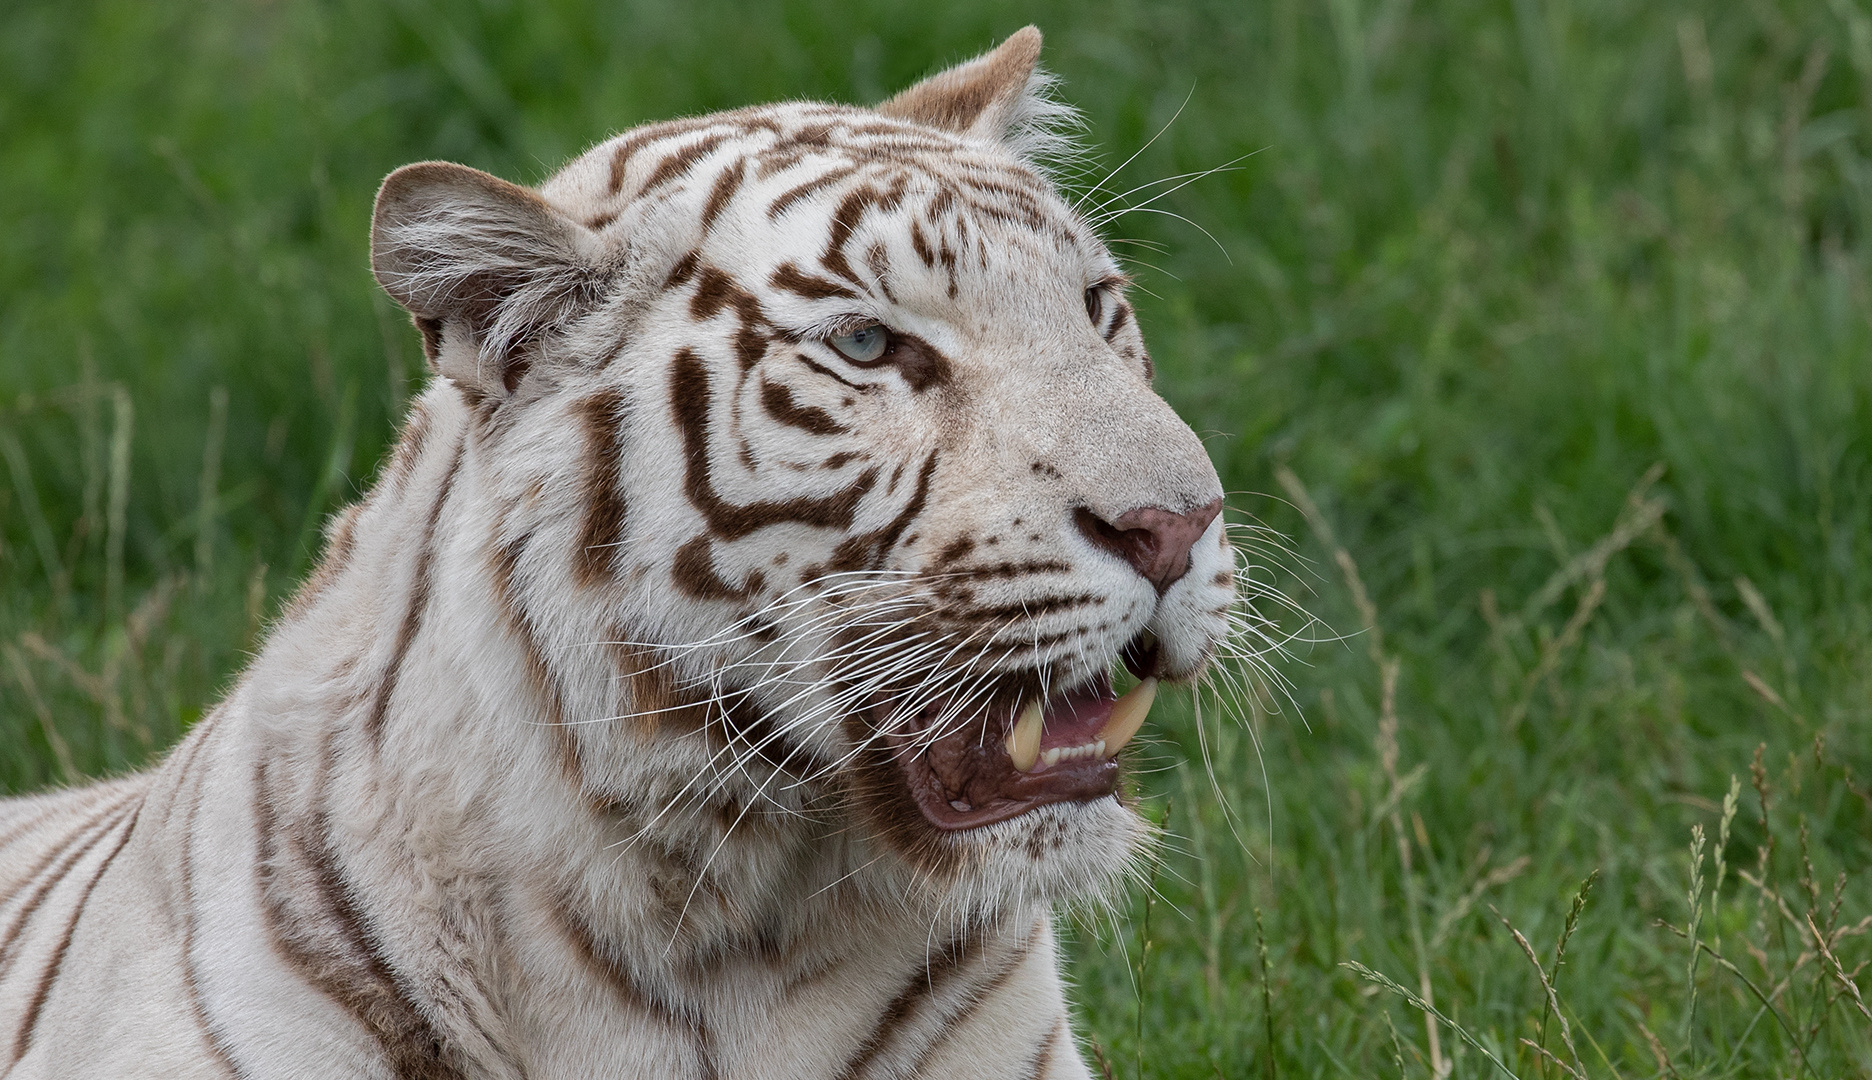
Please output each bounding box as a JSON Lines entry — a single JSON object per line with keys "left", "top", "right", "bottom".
{"left": 371, "top": 30, "right": 1235, "bottom": 915}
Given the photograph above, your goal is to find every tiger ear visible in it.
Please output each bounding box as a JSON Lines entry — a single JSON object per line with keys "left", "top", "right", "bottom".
{"left": 371, "top": 161, "right": 605, "bottom": 400}
{"left": 878, "top": 27, "right": 1057, "bottom": 148}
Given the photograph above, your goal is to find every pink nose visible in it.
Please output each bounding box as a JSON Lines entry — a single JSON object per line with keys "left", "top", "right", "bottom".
{"left": 1074, "top": 498, "right": 1223, "bottom": 594}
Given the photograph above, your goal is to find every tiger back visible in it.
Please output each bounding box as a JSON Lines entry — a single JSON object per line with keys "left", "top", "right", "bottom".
{"left": 0, "top": 28, "right": 1244, "bottom": 1079}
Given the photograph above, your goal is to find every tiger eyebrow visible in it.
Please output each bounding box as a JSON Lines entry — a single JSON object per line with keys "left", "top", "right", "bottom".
{"left": 774, "top": 312, "right": 889, "bottom": 343}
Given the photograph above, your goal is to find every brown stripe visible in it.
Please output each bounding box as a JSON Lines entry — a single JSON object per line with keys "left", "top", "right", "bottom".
{"left": 942, "top": 592, "right": 1105, "bottom": 625}
{"left": 488, "top": 531, "right": 587, "bottom": 797}
{"left": 816, "top": 451, "right": 937, "bottom": 577}
{"left": 767, "top": 164, "right": 858, "bottom": 218}
{"left": 551, "top": 902, "right": 718, "bottom": 1078}
{"left": 769, "top": 262, "right": 857, "bottom": 301}
{"left": 281, "top": 500, "right": 363, "bottom": 623}
{"left": 0, "top": 794, "right": 137, "bottom": 966}
{"left": 173, "top": 719, "right": 246, "bottom": 1074}
{"left": 669, "top": 349, "right": 877, "bottom": 541}
{"left": 607, "top": 119, "right": 720, "bottom": 194}
{"left": 1102, "top": 302, "right": 1131, "bottom": 342}
{"left": 365, "top": 439, "right": 463, "bottom": 747}
{"left": 254, "top": 753, "right": 465, "bottom": 1080}
{"left": 380, "top": 400, "right": 434, "bottom": 494}
{"left": 686, "top": 266, "right": 775, "bottom": 371}
{"left": 0, "top": 798, "right": 88, "bottom": 856}
{"left": 818, "top": 177, "right": 908, "bottom": 289}
{"left": 664, "top": 250, "right": 701, "bottom": 290}
{"left": 798, "top": 357, "right": 867, "bottom": 392}
{"left": 833, "top": 921, "right": 992, "bottom": 1080}
{"left": 715, "top": 697, "right": 837, "bottom": 779}
{"left": 909, "top": 220, "right": 935, "bottom": 267}
{"left": 671, "top": 536, "right": 766, "bottom": 602}
{"left": 906, "top": 920, "right": 1043, "bottom": 1073}
{"left": 758, "top": 376, "right": 848, "bottom": 435}
{"left": 636, "top": 133, "right": 732, "bottom": 200}
{"left": 699, "top": 157, "right": 748, "bottom": 232}
{"left": 10, "top": 806, "right": 140, "bottom": 1067}
{"left": 573, "top": 390, "right": 630, "bottom": 586}
{"left": 1019, "top": 1017, "right": 1067, "bottom": 1080}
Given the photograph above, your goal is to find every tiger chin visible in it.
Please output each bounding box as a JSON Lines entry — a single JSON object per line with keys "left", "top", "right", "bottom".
{"left": 0, "top": 27, "right": 1243, "bottom": 1080}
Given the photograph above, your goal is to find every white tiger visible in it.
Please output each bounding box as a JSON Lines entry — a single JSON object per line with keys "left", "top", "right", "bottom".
{"left": 0, "top": 28, "right": 1242, "bottom": 1078}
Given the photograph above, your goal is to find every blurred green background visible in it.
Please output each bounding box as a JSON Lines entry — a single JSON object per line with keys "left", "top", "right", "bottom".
{"left": 3, "top": 0, "right": 1870, "bottom": 1074}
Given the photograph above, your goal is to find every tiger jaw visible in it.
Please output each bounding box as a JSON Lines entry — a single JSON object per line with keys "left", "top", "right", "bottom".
{"left": 879, "top": 667, "right": 1159, "bottom": 832}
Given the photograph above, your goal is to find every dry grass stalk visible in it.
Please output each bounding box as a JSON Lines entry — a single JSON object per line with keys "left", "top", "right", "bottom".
{"left": 3, "top": 642, "right": 77, "bottom": 783}
{"left": 1516, "top": 1039, "right": 1585, "bottom": 1080}
{"left": 1662, "top": 923, "right": 1814, "bottom": 1077}
{"left": 0, "top": 424, "right": 69, "bottom": 601}
{"left": 1255, "top": 906, "right": 1275, "bottom": 1080}
{"left": 1651, "top": 523, "right": 1736, "bottom": 654}
{"left": 104, "top": 384, "right": 133, "bottom": 617}
{"left": 1429, "top": 856, "right": 1531, "bottom": 951}
{"left": 1505, "top": 576, "right": 1606, "bottom": 730}
{"left": 1636, "top": 1019, "right": 1681, "bottom": 1079}
{"left": 1807, "top": 912, "right": 1872, "bottom": 1025}
{"left": 195, "top": 385, "right": 228, "bottom": 575}
{"left": 1341, "top": 961, "right": 1522, "bottom": 1080}
{"left": 1509, "top": 462, "right": 1664, "bottom": 632}
{"left": 1275, "top": 465, "right": 1448, "bottom": 1076}
{"left": 1492, "top": 906, "right": 1585, "bottom": 1079}
{"left": 1684, "top": 823, "right": 1708, "bottom": 1044}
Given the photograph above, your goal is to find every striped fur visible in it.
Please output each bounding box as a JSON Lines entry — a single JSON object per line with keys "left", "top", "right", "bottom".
{"left": 0, "top": 28, "right": 1240, "bottom": 1078}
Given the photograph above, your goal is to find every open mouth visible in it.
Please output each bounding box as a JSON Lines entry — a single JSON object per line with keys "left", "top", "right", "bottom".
{"left": 885, "top": 671, "right": 1159, "bottom": 831}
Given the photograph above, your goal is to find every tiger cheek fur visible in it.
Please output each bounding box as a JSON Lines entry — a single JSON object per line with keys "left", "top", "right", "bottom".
{"left": 0, "top": 28, "right": 1243, "bottom": 1080}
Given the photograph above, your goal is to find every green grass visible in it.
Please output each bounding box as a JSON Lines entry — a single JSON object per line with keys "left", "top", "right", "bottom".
{"left": 3, "top": 0, "right": 1871, "bottom": 1074}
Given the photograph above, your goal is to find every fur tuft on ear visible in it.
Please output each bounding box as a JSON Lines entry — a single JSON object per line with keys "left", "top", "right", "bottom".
{"left": 877, "top": 27, "right": 1082, "bottom": 172}
{"left": 371, "top": 162, "right": 606, "bottom": 399}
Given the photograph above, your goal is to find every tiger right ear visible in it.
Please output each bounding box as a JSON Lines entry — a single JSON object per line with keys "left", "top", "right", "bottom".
{"left": 878, "top": 27, "right": 1052, "bottom": 147}
{"left": 371, "top": 161, "right": 605, "bottom": 400}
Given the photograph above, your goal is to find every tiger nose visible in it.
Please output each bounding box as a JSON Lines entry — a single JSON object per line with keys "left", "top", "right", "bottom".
{"left": 1073, "top": 498, "right": 1223, "bottom": 594}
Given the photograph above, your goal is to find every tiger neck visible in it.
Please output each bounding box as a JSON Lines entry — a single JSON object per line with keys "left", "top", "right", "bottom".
{"left": 256, "top": 383, "right": 904, "bottom": 967}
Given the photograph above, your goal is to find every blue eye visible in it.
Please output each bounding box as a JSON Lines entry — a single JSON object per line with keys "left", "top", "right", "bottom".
{"left": 830, "top": 323, "right": 889, "bottom": 364}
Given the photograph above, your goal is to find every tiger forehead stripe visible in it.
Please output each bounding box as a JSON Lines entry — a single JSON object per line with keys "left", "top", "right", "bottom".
{"left": 668, "top": 347, "right": 877, "bottom": 541}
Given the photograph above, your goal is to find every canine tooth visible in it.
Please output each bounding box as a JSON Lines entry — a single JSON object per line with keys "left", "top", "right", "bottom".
{"left": 1098, "top": 678, "right": 1158, "bottom": 757}
{"left": 1006, "top": 699, "right": 1043, "bottom": 772}
{"left": 1041, "top": 747, "right": 1062, "bottom": 767}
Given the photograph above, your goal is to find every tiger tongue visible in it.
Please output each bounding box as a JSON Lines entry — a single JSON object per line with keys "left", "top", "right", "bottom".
{"left": 900, "top": 678, "right": 1130, "bottom": 831}
{"left": 1003, "top": 678, "right": 1157, "bottom": 772}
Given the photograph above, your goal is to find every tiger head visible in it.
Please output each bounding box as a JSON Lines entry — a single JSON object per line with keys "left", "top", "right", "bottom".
{"left": 369, "top": 29, "right": 1239, "bottom": 917}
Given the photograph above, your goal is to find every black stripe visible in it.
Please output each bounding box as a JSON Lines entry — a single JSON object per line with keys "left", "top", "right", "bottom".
{"left": 10, "top": 805, "right": 141, "bottom": 1067}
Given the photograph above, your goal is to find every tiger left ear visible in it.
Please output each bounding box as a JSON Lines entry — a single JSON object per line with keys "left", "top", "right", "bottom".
{"left": 371, "top": 161, "right": 606, "bottom": 401}
{"left": 877, "top": 26, "right": 1049, "bottom": 145}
